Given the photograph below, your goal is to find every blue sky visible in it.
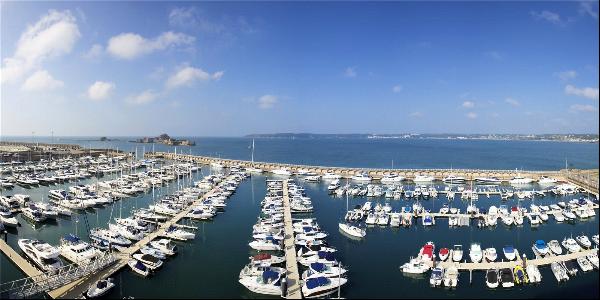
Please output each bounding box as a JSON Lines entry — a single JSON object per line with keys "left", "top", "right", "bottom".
{"left": 1, "top": 1, "right": 598, "bottom": 136}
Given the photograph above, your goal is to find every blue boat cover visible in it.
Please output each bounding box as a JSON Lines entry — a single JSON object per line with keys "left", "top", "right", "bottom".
{"left": 135, "top": 261, "right": 147, "bottom": 271}
{"left": 504, "top": 245, "right": 514, "bottom": 252}
{"left": 536, "top": 240, "right": 546, "bottom": 247}
{"left": 317, "top": 251, "right": 326, "bottom": 259}
{"left": 305, "top": 277, "right": 328, "bottom": 289}
{"left": 325, "top": 252, "right": 335, "bottom": 261}
{"left": 262, "top": 270, "right": 279, "bottom": 282}
{"left": 64, "top": 234, "right": 80, "bottom": 243}
{"left": 311, "top": 262, "right": 325, "bottom": 272}
{"left": 303, "top": 227, "right": 312, "bottom": 232}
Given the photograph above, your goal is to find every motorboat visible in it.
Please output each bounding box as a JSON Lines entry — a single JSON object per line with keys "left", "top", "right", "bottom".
{"left": 301, "top": 262, "right": 347, "bottom": 280}
{"left": 562, "top": 238, "right": 581, "bottom": 253}
{"left": 513, "top": 265, "right": 528, "bottom": 285}
{"left": 538, "top": 176, "right": 558, "bottom": 185}
{"left": 429, "top": 267, "right": 444, "bottom": 286}
{"left": 249, "top": 237, "right": 282, "bottom": 251}
{"left": 164, "top": 225, "right": 195, "bottom": 241}
{"left": 592, "top": 234, "right": 599, "bottom": 246}
{"left": 469, "top": 243, "right": 483, "bottom": 263}
{"left": 89, "top": 228, "right": 132, "bottom": 247}
{"left": 532, "top": 240, "right": 549, "bottom": 257}
{"left": 486, "top": 269, "right": 499, "bottom": 288}
{"left": 239, "top": 269, "right": 284, "bottom": 296}
{"left": 483, "top": 248, "right": 497, "bottom": 262}
{"left": 548, "top": 240, "right": 562, "bottom": 255}
{"left": 418, "top": 242, "right": 435, "bottom": 262}
{"left": 413, "top": 175, "right": 435, "bottom": 183}
{"left": 438, "top": 248, "right": 449, "bottom": 261}
{"left": 250, "top": 253, "right": 285, "bottom": 265}
{"left": 86, "top": 278, "right": 115, "bottom": 298}
{"left": 499, "top": 268, "right": 514, "bottom": 288}
{"left": 526, "top": 265, "right": 542, "bottom": 283}
{"left": 550, "top": 262, "right": 568, "bottom": 282}
{"left": 352, "top": 172, "right": 372, "bottom": 182}
{"left": 577, "top": 256, "right": 593, "bottom": 272}
{"left": 422, "top": 214, "right": 435, "bottom": 226}
{"left": 400, "top": 257, "right": 429, "bottom": 274}
{"left": 443, "top": 266, "right": 458, "bottom": 288}
{"left": 503, "top": 245, "right": 516, "bottom": 261}
{"left": 338, "top": 223, "right": 366, "bottom": 238}
{"left": 302, "top": 276, "right": 347, "bottom": 298}
{"left": 59, "top": 234, "right": 103, "bottom": 265}
{"left": 475, "top": 177, "right": 502, "bottom": 185}
{"left": 586, "top": 253, "right": 599, "bottom": 269}
{"left": 128, "top": 259, "right": 150, "bottom": 277}
{"left": 576, "top": 235, "right": 592, "bottom": 249}
{"left": 21, "top": 206, "right": 47, "bottom": 223}
{"left": 381, "top": 174, "right": 404, "bottom": 183}
{"left": 149, "top": 239, "right": 177, "bottom": 256}
{"left": 509, "top": 175, "right": 534, "bottom": 185}
{"left": 132, "top": 253, "right": 163, "bottom": 270}
{"left": 108, "top": 223, "right": 145, "bottom": 241}
{"left": 452, "top": 245, "right": 463, "bottom": 262}
{"left": 18, "top": 239, "right": 63, "bottom": 273}
{"left": 139, "top": 246, "right": 166, "bottom": 260}
{"left": 443, "top": 175, "right": 466, "bottom": 184}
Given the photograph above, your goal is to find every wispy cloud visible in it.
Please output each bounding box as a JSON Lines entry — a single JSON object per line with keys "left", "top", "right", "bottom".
{"left": 1, "top": 10, "right": 81, "bottom": 84}
{"left": 554, "top": 70, "right": 578, "bottom": 81}
{"left": 258, "top": 94, "right": 278, "bottom": 109}
{"left": 570, "top": 104, "right": 598, "bottom": 112}
{"left": 466, "top": 112, "right": 478, "bottom": 119}
{"left": 392, "top": 84, "right": 403, "bottom": 93}
{"left": 505, "top": 97, "right": 521, "bottom": 107}
{"left": 87, "top": 81, "right": 115, "bottom": 101}
{"left": 565, "top": 84, "right": 599, "bottom": 100}
{"left": 530, "top": 10, "right": 564, "bottom": 25}
{"left": 21, "top": 70, "right": 64, "bottom": 91}
{"left": 126, "top": 90, "right": 160, "bottom": 105}
{"left": 462, "top": 101, "right": 475, "bottom": 108}
{"left": 165, "top": 66, "right": 223, "bottom": 89}
{"left": 107, "top": 31, "right": 194, "bottom": 60}
{"left": 579, "top": 1, "right": 599, "bottom": 20}
{"left": 409, "top": 111, "right": 422, "bottom": 118}
{"left": 83, "top": 44, "right": 103, "bottom": 60}
{"left": 344, "top": 67, "right": 357, "bottom": 78}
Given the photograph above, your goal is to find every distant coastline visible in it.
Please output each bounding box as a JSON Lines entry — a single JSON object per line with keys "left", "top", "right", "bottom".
{"left": 245, "top": 133, "right": 599, "bottom": 143}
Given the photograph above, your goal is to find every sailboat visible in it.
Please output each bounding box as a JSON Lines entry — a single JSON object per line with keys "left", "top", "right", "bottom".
{"left": 339, "top": 179, "right": 366, "bottom": 239}
{"left": 246, "top": 139, "right": 263, "bottom": 173}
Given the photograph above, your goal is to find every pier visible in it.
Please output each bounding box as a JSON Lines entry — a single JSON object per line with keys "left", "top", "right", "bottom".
{"left": 282, "top": 180, "right": 302, "bottom": 299}
{"left": 1, "top": 183, "right": 222, "bottom": 299}
{"left": 428, "top": 248, "right": 597, "bottom": 271}
{"left": 149, "top": 152, "right": 599, "bottom": 197}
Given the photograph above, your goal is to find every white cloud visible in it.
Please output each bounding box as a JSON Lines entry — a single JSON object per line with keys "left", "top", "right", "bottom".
{"left": 484, "top": 51, "right": 503, "bottom": 60}
{"left": 462, "top": 101, "right": 475, "bottom": 108}
{"left": 21, "top": 70, "right": 64, "bottom": 91}
{"left": 565, "top": 84, "right": 599, "bottom": 100}
{"left": 87, "top": 81, "right": 115, "bottom": 100}
{"left": 344, "top": 67, "right": 357, "bottom": 78}
{"left": 530, "top": 10, "right": 563, "bottom": 24}
{"left": 466, "top": 112, "right": 478, "bottom": 119}
{"left": 554, "top": 70, "right": 577, "bottom": 81}
{"left": 258, "top": 95, "right": 278, "bottom": 109}
{"left": 165, "top": 66, "right": 223, "bottom": 89}
{"left": 579, "top": 2, "right": 599, "bottom": 20}
{"left": 570, "top": 104, "right": 598, "bottom": 112}
{"left": 83, "top": 44, "right": 103, "bottom": 59}
{"left": 1, "top": 10, "right": 80, "bottom": 84}
{"left": 409, "top": 111, "right": 422, "bottom": 118}
{"left": 505, "top": 97, "right": 521, "bottom": 107}
{"left": 392, "top": 84, "right": 403, "bottom": 93}
{"left": 107, "top": 31, "right": 195, "bottom": 60}
{"left": 127, "top": 90, "right": 159, "bottom": 105}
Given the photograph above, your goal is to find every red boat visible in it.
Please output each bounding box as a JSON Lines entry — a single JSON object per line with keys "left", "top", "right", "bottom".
{"left": 439, "top": 248, "right": 449, "bottom": 261}
{"left": 418, "top": 242, "right": 435, "bottom": 261}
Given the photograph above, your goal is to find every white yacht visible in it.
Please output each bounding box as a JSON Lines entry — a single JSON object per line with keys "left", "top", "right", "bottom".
{"left": 443, "top": 266, "right": 459, "bottom": 288}
{"left": 132, "top": 253, "right": 163, "bottom": 270}
{"left": 576, "top": 235, "right": 592, "bottom": 249}
{"left": 538, "top": 176, "right": 558, "bottom": 185}
{"left": 475, "top": 177, "right": 502, "bottom": 185}
{"left": 338, "top": 223, "right": 366, "bottom": 238}
{"left": 484, "top": 248, "right": 497, "bottom": 262}
{"left": 86, "top": 278, "right": 115, "bottom": 298}
{"left": 509, "top": 175, "right": 534, "bottom": 185}
{"left": 413, "top": 175, "right": 435, "bottom": 183}
{"left": 381, "top": 174, "right": 404, "bottom": 183}
{"left": 302, "top": 276, "right": 347, "bottom": 298}
{"left": 238, "top": 269, "right": 284, "bottom": 296}
{"left": 322, "top": 173, "right": 342, "bottom": 180}
{"left": 469, "top": 243, "right": 483, "bottom": 263}
{"left": 502, "top": 245, "right": 516, "bottom": 261}
{"left": 18, "top": 239, "right": 63, "bottom": 273}
{"left": 452, "top": 245, "right": 463, "bottom": 262}
{"left": 149, "top": 239, "right": 177, "bottom": 256}
{"left": 548, "top": 240, "right": 563, "bottom": 255}
{"left": 59, "top": 234, "right": 103, "bottom": 265}
{"left": 443, "top": 175, "right": 466, "bottom": 184}
{"left": 400, "top": 257, "right": 430, "bottom": 274}
{"left": 561, "top": 238, "right": 581, "bottom": 253}
{"left": 302, "top": 262, "right": 347, "bottom": 280}
{"left": 526, "top": 265, "right": 542, "bottom": 283}
{"left": 271, "top": 168, "right": 292, "bottom": 176}
{"left": 352, "top": 172, "right": 372, "bottom": 182}
{"left": 249, "top": 238, "right": 282, "bottom": 251}
{"left": 89, "top": 228, "right": 132, "bottom": 247}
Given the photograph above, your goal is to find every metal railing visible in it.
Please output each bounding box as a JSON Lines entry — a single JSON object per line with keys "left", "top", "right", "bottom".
{"left": 0, "top": 253, "right": 118, "bottom": 298}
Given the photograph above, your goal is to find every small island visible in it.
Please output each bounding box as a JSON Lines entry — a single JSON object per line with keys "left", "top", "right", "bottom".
{"left": 131, "top": 133, "right": 195, "bottom": 146}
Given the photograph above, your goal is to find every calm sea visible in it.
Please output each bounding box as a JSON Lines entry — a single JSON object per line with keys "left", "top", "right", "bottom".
{"left": 0, "top": 137, "right": 598, "bottom": 298}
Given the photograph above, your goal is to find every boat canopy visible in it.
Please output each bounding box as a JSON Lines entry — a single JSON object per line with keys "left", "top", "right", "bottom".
{"left": 503, "top": 245, "right": 515, "bottom": 252}
{"left": 535, "top": 240, "right": 546, "bottom": 247}
{"left": 305, "top": 277, "right": 329, "bottom": 289}
{"left": 310, "top": 262, "right": 325, "bottom": 272}
{"left": 64, "top": 234, "right": 80, "bottom": 243}
{"left": 253, "top": 253, "right": 271, "bottom": 260}
{"left": 262, "top": 270, "right": 279, "bottom": 282}
{"left": 135, "top": 261, "right": 147, "bottom": 271}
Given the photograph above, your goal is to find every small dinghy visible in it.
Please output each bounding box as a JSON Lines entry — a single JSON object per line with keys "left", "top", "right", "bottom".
{"left": 86, "top": 278, "right": 115, "bottom": 298}
{"left": 439, "top": 248, "right": 449, "bottom": 261}
{"left": 486, "top": 269, "right": 499, "bottom": 288}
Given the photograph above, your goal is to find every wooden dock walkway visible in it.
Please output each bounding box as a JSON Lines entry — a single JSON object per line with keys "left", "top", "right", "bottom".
{"left": 0, "top": 239, "right": 44, "bottom": 279}
{"left": 48, "top": 184, "right": 223, "bottom": 299}
{"left": 429, "top": 248, "right": 596, "bottom": 271}
{"left": 282, "top": 180, "right": 302, "bottom": 299}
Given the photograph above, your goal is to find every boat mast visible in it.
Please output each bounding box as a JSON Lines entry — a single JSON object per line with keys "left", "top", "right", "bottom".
{"left": 251, "top": 139, "right": 255, "bottom": 163}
